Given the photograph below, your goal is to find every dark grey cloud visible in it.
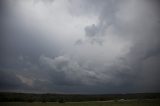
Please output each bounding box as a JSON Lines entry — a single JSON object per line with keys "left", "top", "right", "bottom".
{"left": 0, "top": 70, "right": 19, "bottom": 90}
{"left": 0, "top": 0, "right": 59, "bottom": 92}
{"left": 0, "top": 0, "right": 160, "bottom": 94}
{"left": 84, "top": 24, "right": 104, "bottom": 44}
{"left": 0, "top": 70, "right": 28, "bottom": 91}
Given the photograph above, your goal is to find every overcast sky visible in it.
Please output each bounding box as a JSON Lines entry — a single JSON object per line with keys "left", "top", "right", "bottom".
{"left": 0, "top": 0, "right": 160, "bottom": 94}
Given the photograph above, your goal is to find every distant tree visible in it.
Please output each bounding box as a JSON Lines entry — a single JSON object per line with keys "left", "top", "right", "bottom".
{"left": 42, "top": 98, "right": 47, "bottom": 103}
{"left": 28, "top": 99, "right": 34, "bottom": 103}
{"left": 58, "top": 98, "right": 65, "bottom": 103}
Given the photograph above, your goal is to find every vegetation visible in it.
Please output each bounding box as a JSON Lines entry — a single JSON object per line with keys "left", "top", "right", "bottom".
{"left": 1, "top": 99, "right": 160, "bottom": 106}
{"left": 0, "top": 92, "right": 160, "bottom": 102}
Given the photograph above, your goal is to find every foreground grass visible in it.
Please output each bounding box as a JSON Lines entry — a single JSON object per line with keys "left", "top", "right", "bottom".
{"left": 1, "top": 99, "right": 160, "bottom": 106}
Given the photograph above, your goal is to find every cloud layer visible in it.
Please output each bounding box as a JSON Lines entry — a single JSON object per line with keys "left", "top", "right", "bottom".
{"left": 0, "top": 0, "right": 160, "bottom": 94}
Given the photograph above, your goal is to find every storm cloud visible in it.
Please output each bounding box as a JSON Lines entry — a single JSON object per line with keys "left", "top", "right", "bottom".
{"left": 0, "top": 0, "right": 160, "bottom": 94}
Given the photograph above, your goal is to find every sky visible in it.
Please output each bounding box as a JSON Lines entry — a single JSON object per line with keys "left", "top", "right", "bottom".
{"left": 0, "top": 0, "right": 160, "bottom": 94}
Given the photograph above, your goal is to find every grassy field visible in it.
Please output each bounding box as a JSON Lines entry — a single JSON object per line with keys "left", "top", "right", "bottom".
{"left": 1, "top": 99, "right": 160, "bottom": 106}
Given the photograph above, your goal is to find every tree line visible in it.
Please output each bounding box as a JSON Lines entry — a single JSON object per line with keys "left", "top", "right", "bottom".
{"left": 0, "top": 92, "right": 160, "bottom": 102}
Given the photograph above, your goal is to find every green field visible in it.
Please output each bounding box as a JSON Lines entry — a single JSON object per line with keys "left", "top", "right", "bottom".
{"left": 1, "top": 100, "right": 160, "bottom": 106}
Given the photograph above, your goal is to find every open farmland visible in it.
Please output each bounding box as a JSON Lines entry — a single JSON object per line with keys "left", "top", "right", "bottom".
{"left": 1, "top": 99, "right": 160, "bottom": 106}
